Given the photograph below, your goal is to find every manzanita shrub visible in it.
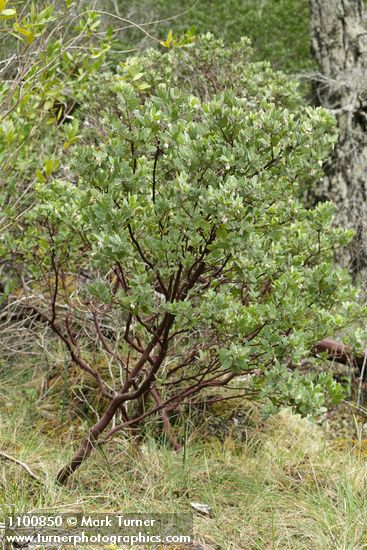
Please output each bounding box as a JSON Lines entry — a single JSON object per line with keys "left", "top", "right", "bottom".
{"left": 9, "top": 37, "right": 360, "bottom": 482}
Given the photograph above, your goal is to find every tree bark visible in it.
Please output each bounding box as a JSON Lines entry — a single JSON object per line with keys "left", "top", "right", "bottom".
{"left": 309, "top": 0, "right": 367, "bottom": 273}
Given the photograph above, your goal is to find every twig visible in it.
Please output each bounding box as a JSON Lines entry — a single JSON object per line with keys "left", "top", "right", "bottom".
{"left": 357, "top": 348, "right": 367, "bottom": 405}
{"left": 0, "top": 450, "right": 43, "bottom": 484}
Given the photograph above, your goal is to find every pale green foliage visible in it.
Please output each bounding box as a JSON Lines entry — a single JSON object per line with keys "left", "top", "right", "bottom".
{"left": 15, "top": 38, "right": 362, "bottom": 416}
{"left": 116, "top": 34, "right": 302, "bottom": 105}
{"left": 84, "top": 35, "right": 312, "bottom": 188}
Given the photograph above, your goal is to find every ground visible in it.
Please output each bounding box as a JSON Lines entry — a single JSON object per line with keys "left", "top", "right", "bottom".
{"left": 1, "top": 369, "right": 367, "bottom": 549}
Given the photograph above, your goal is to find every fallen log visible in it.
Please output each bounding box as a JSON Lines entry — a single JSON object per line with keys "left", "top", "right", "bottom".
{"left": 314, "top": 338, "right": 366, "bottom": 371}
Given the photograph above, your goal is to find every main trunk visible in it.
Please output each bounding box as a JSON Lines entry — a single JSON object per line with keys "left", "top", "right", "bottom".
{"left": 309, "top": 0, "right": 367, "bottom": 273}
{"left": 56, "top": 394, "right": 124, "bottom": 484}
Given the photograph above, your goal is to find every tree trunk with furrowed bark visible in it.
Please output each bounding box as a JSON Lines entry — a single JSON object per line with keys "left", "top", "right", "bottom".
{"left": 309, "top": 0, "right": 367, "bottom": 273}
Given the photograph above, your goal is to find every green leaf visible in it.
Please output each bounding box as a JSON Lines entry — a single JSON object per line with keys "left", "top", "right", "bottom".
{"left": 44, "top": 158, "right": 60, "bottom": 177}
{"left": 13, "top": 24, "right": 35, "bottom": 44}
{"left": 35, "top": 169, "right": 45, "bottom": 183}
{"left": 161, "top": 29, "right": 174, "bottom": 48}
{"left": 0, "top": 7, "right": 16, "bottom": 18}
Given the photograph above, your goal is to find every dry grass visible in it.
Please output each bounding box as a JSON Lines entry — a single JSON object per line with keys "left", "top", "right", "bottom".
{"left": 1, "top": 372, "right": 367, "bottom": 549}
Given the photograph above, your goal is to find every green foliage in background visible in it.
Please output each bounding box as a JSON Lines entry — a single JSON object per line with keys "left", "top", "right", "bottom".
{"left": 112, "top": 0, "right": 314, "bottom": 73}
{"left": 0, "top": 1, "right": 111, "bottom": 207}
{"left": 12, "top": 38, "right": 361, "bottom": 418}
